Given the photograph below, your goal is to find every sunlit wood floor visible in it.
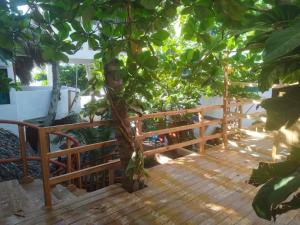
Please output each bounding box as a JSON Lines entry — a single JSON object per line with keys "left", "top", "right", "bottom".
{"left": 7, "top": 146, "right": 300, "bottom": 225}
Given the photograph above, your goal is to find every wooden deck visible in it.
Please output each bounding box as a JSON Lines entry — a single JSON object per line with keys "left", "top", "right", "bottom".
{"left": 6, "top": 147, "right": 300, "bottom": 225}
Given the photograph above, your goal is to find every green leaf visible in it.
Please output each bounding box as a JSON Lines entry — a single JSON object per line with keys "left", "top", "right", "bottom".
{"left": 140, "top": 0, "right": 160, "bottom": 10}
{"left": 70, "top": 32, "right": 86, "bottom": 43}
{"left": 71, "top": 20, "right": 84, "bottom": 32}
{"left": 137, "top": 51, "right": 158, "bottom": 69}
{"left": 94, "top": 52, "right": 101, "bottom": 59}
{"left": 88, "top": 38, "right": 98, "bottom": 50}
{"left": 150, "top": 30, "right": 169, "bottom": 46}
{"left": 264, "top": 22, "right": 300, "bottom": 62}
{"left": 54, "top": 22, "right": 70, "bottom": 40}
{"left": 253, "top": 170, "right": 300, "bottom": 221}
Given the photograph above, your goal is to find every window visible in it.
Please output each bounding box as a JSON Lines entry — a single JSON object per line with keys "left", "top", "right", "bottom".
{"left": 0, "top": 68, "right": 10, "bottom": 104}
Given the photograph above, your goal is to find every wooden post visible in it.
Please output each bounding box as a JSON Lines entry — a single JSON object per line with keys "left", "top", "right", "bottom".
{"left": 108, "top": 168, "right": 115, "bottom": 185}
{"left": 198, "top": 112, "right": 205, "bottom": 155}
{"left": 238, "top": 103, "right": 243, "bottom": 130}
{"left": 76, "top": 152, "right": 82, "bottom": 188}
{"left": 136, "top": 119, "right": 143, "bottom": 136}
{"left": 38, "top": 128, "right": 52, "bottom": 208}
{"left": 18, "top": 125, "right": 31, "bottom": 183}
{"left": 67, "top": 152, "right": 72, "bottom": 185}
{"left": 222, "top": 62, "right": 229, "bottom": 150}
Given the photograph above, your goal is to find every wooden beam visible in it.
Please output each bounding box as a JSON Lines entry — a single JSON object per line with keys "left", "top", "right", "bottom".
{"left": 144, "top": 133, "right": 223, "bottom": 157}
{"left": 18, "top": 125, "right": 28, "bottom": 179}
{"left": 222, "top": 61, "right": 229, "bottom": 149}
{"left": 43, "top": 120, "right": 113, "bottom": 132}
{"left": 49, "top": 160, "right": 121, "bottom": 186}
{"left": 137, "top": 119, "right": 222, "bottom": 140}
{"left": 38, "top": 128, "right": 52, "bottom": 208}
{"left": 198, "top": 112, "right": 205, "bottom": 155}
{"left": 47, "top": 140, "right": 118, "bottom": 158}
{"left": 129, "top": 105, "right": 223, "bottom": 121}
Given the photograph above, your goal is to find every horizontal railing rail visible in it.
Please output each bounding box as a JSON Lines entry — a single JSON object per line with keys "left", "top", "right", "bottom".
{"left": 0, "top": 120, "right": 79, "bottom": 183}
{"left": 1, "top": 98, "right": 265, "bottom": 208}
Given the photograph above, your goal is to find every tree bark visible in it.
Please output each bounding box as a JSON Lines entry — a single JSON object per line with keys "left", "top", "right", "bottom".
{"left": 44, "top": 61, "right": 60, "bottom": 126}
{"left": 104, "top": 59, "right": 135, "bottom": 192}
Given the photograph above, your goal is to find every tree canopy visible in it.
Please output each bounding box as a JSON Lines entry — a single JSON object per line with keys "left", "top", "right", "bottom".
{"left": 1, "top": 0, "right": 300, "bottom": 214}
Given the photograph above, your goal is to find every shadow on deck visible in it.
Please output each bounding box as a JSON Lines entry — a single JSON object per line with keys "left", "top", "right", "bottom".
{"left": 4, "top": 147, "right": 300, "bottom": 225}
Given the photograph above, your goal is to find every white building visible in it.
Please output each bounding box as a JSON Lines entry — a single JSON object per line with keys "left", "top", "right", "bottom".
{"left": 0, "top": 43, "right": 95, "bottom": 134}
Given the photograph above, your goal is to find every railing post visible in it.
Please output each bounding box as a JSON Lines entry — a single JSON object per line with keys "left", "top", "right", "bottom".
{"left": 238, "top": 103, "right": 243, "bottom": 130}
{"left": 109, "top": 168, "right": 115, "bottom": 185}
{"left": 136, "top": 118, "right": 143, "bottom": 136}
{"left": 198, "top": 111, "right": 205, "bottom": 155}
{"left": 76, "top": 152, "right": 82, "bottom": 188}
{"left": 38, "top": 127, "right": 52, "bottom": 208}
{"left": 18, "top": 125, "right": 33, "bottom": 183}
{"left": 67, "top": 151, "right": 72, "bottom": 184}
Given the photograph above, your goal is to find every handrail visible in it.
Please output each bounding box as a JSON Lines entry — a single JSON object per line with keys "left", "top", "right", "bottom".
{"left": 43, "top": 120, "right": 113, "bottom": 132}
{"left": 0, "top": 120, "right": 79, "bottom": 181}
{"left": 0, "top": 98, "right": 265, "bottom": 208}
{"left": 129, "top": 104, "right": 223, "bottom": 121}
{"left": 0, "top": 119, "right": 40, "bottom": 129}
{"left": 0, "top": 156, "right": 66, "bottom": 168}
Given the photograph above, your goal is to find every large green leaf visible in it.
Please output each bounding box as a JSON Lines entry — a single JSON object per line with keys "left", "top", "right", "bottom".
{"left": 136, "top": 51, "right": 158, "bottom": 69}
{"left": 150, "top": 30, "right": 169, "bottom": 46}
{"left": 249, "top": 160, "right": 300, "bottom": 187}
{"left": 253, "top": 170, "right": 300, "bottom": 221}
{"left": 250, "top": 147, "right": 300, "bottom": 220}
{"left": 264, "top": 22, "right": 300, "bottom": 63}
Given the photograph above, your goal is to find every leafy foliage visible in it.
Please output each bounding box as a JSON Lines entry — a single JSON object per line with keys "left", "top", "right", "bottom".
{"left": 261, "top": 85, "right": 300, "bottom": 130}
{"left": 0, "top": 70, "right": 20, "bottom": 92}
{"left": 4, "top": 0, "right": 300, "bottom": 198}
{"left": 59, "top": 65, "right": 88, "bottom": 91}
{"left": 245, "top": 2, "right": 300, "bottom": 91}
{"left": 249, "top": 147, "right": 300, "bottom": 221}
{"left": 0, "top": 1, "right": 78, "bottom": 83}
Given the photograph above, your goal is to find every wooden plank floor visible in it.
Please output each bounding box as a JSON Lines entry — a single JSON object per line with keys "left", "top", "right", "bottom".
{"left": 8, "top": 149, "right": 300, "bottom": 225}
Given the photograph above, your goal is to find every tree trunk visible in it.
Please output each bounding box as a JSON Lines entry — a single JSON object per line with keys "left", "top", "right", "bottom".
{"left": 44, "top": 61, "right": 60, "bottom": 126}
{"left": 104, "top": 59, "right": 135, "bottom": 192}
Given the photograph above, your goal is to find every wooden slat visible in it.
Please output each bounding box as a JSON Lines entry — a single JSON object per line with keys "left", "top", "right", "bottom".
{"left": 38, "top": 128, "right": 52, "bottom": 208}
{"left": 138, "top": 119, "right": 221, "bottom": 140}
{"left": 47, "top": 140, "right": 118, "bottom": 158}
{"left": 12, "top": 143, "right": 299, "bottom": 225}
{"left": 18, "top": 125, "right": 28, "bottom": 178}
{"left": 129, "top": 105, "right": 223, "bottom": 121}
{"left": 198, "top": 112, "right": 205, "bottom": 154}
{"left": 43, "top": 120, "right": 113, "bottom": 132}
{"left": 144, "top": 133, "right": 223, "bottom": 156}
{"left": 49, "top": 160, "right": 121, "bottom": 185}
{"left": 227, "top": 111, "right": 266, "bottom": 120}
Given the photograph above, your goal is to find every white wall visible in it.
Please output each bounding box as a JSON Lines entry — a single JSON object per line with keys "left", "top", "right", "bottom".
{"left": 0, "top": 85, "right": 81, "bottom": 134}
{"left": 199, "top": 88, "right": 272, "bottom": 132}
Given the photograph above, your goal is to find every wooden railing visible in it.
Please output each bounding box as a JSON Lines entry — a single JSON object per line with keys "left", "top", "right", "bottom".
{"left": 0, "top": 98, "right": 265, "bottom": 208}
{"left": 38, "top": 120, "right": 119, "bottom": 207}
{"left": 0, "top": 120, "right": 75, "bottom": 182}
{"left": 130, "top": 104, "right": 225, "bottom": 156}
